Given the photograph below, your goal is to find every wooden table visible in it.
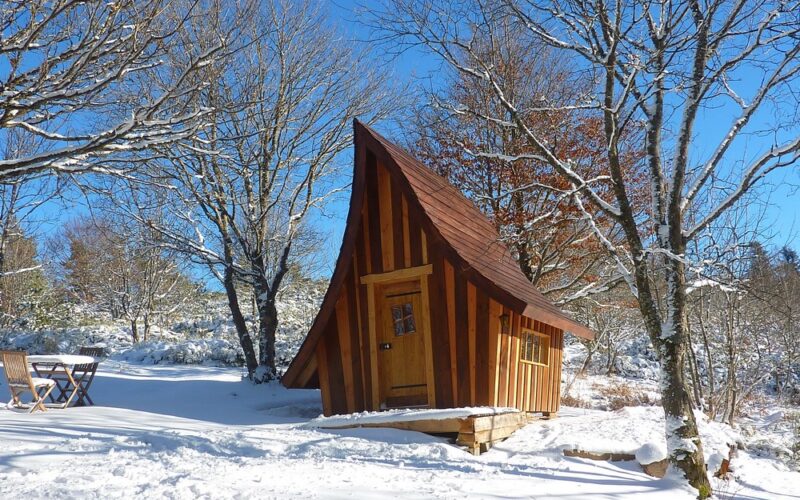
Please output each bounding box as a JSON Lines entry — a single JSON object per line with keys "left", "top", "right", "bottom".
{"left": 28, "top": 355, "right": 97, "bottom": 409}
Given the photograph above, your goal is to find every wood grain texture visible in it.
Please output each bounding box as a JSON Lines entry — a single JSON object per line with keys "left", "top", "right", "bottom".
{"left": 419, "top": 274, "right": 437, "bottom": 408}
{"left": 366, "top": 152, "right": 383, "bottom": 274}
{"left": 352, "top": 253, "right": 369, "bottom": 410}
{"left": 335, "top": 295, "right": 355, "bottom": 411}
{"left": 361, "top": 206, "right": 372, "bottom": 275}
{"left": 316, "top": 341, "right": 331, "bottom": 416}
{"left": 378, "top": 285, "right": 427, "bottom": 406}
{"left": 445, "top": 260, "right": 458, "bottom": 403}
{"left": 366, "top": 282, "right": 380, "bottom": 409}
{"left": 488, "top": 299, "right": 503, "bottom": 406}
{"left": 323, "top": 319, "right": 347, "bottom": 415}
{"left": 402, "top": 197, "right": 411, "bottom": 268}
{"left": 391, "top": 170, "right": 405, "bottom": 270}
{"left": 512, "top": 312, "right": 522, "bottom": 408}
{"left": 377, "top": 162, "right": 394, "bottom": 272}
{"left": 474, "top": 288, "right": 489, "bottom": 406}
{"left": 467, "top": 282, "right": 477, "bottom": 406}
{"left": 355, "top": 213, "right": 373, "bottom": 409}
{"left": 421, "top": 229, "right": 428, "bottom": 265}
{"left": 429, "top": 254, "right": 453, "bottom": 408}
{"left": 360, "top": 264, "right": 432, "bottom": 284}
{"left": 409, "top": 200, "right": 423, "bottom": 267}
{"left": 454, "top": 272, "right": 470, "bottom": 406}
{"left": 498, "top": 307, "right": 511, "bottom": 407}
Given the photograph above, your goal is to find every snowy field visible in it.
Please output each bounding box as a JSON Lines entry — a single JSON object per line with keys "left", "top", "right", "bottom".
{"left": 2, "top": 361, "right": 798, "bottom": 499}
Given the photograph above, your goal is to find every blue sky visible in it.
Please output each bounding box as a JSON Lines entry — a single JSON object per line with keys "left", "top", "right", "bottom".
{"left": 321, "top": 2, "right": 800, "bottom": 269}
{"left": 20, "top": 1, "right": 800, "bottom": 281}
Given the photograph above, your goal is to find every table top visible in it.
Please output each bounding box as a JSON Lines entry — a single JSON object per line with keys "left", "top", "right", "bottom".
{"left": 27, "top": 354, "right": 97, "bottom": 365}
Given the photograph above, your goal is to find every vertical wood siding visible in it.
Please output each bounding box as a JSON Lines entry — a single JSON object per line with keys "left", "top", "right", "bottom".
{"left": 311, "top": 159, "right": 565, "bottom": 416}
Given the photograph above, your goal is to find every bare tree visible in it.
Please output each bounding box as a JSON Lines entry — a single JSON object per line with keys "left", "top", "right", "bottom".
{"left": 0, "top": 215, "right": 46, "bottom": 327}
{"left": 687, "top": 240, "right": 800, "bottom": 424}
{"left": 408, "top": 25, "right": 641, "bottom": 304}
{"left": 0, "top": 130, "right": 58, "bottom": 326}
{"left": 369, "top": 0, "right": 800, "bottom": 493}
{"left": 128, "top": 0, "right": 401, "bottom": 381}
{"left": 61, "top": 216, "right": 198, "bottom": 342}
{"left": 0, "top": 0, "right": 222, "bottom": 180}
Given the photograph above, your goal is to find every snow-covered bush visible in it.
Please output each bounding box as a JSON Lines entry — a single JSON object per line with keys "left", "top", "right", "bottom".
{"left": 117, "top": 338, "right": 244, "bottom": 366}
{"left": 0, "top": 326, "right": 132, "bottom": 355}
{"left": 0, "top": 280, "right": 324, "bottom": 369}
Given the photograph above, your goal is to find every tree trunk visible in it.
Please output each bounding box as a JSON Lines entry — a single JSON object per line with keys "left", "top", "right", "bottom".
{"left": 143, "top": 313, "right": 151, "bottom": 342}
{"left": 722, "top": 295, "right": 738, "bottom": 425}
{"left": 512, "top": 190, "right": 536, "bottom": 283}
{"left": 223, "top": 265, "right": 258, "bottom": 379}
{"left": 696, "top": 292, "right": 715, "bottom": 418}
{"left": 659, "top": 332, "right": 709, "bottom": 493}
{"left": 254, "top": 277, "right": 279, "bottom": 383}
{"left": 685, "top": 325, "right": 704, "bottom": 411}
{"left": 250, "top": 241, "right": 292, "bottom": 383}
{"left": 130, "top": 319, "right": 139, "bottom": 343}
{"left": 605, "top": 333, "right": 617, "bottom": 375}
{"left": 653, "top": 256, "right": 711, "bottom": 496}
{"left": 578, "top": 341, "right": 596, "bottom": 377}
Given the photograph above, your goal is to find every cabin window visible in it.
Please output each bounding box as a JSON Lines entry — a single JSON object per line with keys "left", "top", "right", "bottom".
{"left": 391, "top": 302, "right": 416, "bottom": 336}
{"left": 521, "top": 329, "right": 549, "bottom": 366}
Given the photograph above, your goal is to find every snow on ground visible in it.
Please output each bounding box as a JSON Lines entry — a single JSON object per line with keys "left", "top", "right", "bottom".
{"left": 309, "top": 406, "right": 520, "bottom": 428}
{"left": 2, "top": 361, "right": 798, "bottom": 499}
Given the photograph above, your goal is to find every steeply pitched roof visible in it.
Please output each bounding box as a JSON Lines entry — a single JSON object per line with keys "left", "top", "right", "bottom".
{"left": 283, "top": 120, "right": 592, "bottom": 387}
{"left": 360, "top": 121, "right": 593, "bottom": 340}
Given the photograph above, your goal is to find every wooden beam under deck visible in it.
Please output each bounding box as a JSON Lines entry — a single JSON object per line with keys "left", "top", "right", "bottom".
{"left": 315, "top": 409, "right": 528, "bottom": 456}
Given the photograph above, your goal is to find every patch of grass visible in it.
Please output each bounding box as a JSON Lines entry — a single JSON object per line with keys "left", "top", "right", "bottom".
{"left": 561, "top": 393, "right": 592, "bottom": 408}
{"left": 597, "top": 383, "right": 660, "bottom": 411}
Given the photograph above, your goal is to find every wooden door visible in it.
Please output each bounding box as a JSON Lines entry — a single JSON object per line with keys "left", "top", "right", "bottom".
{"left": 377, "top": 280, "right": 428, "bottom": 408}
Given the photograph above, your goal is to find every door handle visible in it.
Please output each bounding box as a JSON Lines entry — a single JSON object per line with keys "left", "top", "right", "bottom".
{"left": 380, "top": 343, "right": 392, "bottom": 350}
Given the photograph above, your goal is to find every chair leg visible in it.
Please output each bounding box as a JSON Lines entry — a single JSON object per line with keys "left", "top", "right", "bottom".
{"left": 82, "top": 391, "right": 94, "bottom": 406}
{"left": 59, "top": 381, "right": 74, "bottom": 403}
{"left": 8, "top": 387, "right": 21, "bottom": 408}
{"left": 76, "top": 372, "right": 97, "bottom": 406}
{"left": 30, "top": 384, "right": 55, "bottom": 413}
{"left": 72, "top": 373, "right": 86, "bottom": 406}
{"left": 50, "top": 379, "right": 64, "bottom": 403}
{"left": 74, "top": 383, "right": 94, "bottom": 406}
{"left": 32, "top": 365, "right": 62, "bottom": 403}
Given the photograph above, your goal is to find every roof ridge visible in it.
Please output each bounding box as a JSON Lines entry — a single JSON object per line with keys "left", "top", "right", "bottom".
{"left": 356, "top": 120, "right": 593, "bottom": 340}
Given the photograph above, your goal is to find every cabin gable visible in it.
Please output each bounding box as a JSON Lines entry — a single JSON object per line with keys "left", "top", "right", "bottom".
{"left": 283, "top": 120, "right": 585, "bottom": 416}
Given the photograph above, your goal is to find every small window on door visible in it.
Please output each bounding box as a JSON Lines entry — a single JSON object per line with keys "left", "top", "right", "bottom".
{"left": 521, "top": 329, "right": 549, "bottom": 366}
{"left": 391, "top": 303, "right": 416, "bottom": 336}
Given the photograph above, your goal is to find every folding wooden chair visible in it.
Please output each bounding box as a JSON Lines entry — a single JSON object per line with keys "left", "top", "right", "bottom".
{"left": 1, "top": 350, "right": 56, "bottom": 413}
{"left": 73, "top": 346, "right": 104, "bottom": 406}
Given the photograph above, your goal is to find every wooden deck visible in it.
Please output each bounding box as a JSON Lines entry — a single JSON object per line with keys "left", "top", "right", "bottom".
{"left": 315, "top": 409, "right": 532, "bottom": 455}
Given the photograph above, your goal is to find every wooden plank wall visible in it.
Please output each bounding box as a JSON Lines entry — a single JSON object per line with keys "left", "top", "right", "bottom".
{"left": 491, "top": 313, "right": 564, "bottom": 413}
{"left": 314, "top": 155, "right": 564, "bottom": 415}
{"left": 316, "top": 156, "right": 430, "bottom": 414}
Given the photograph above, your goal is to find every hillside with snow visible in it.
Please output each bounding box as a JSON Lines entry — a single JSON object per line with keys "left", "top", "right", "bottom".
{"left": 0, "top": 283, "right": 325, "bottom": 372}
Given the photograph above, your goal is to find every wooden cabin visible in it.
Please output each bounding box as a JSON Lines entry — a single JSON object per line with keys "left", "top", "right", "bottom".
{"left": 282, "top": 120, "right": 594, "bottom": 417}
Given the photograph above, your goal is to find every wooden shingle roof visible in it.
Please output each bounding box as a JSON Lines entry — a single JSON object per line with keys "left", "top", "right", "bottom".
{"left": 360, "top": 121, "right": 593, "bottom": 340}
